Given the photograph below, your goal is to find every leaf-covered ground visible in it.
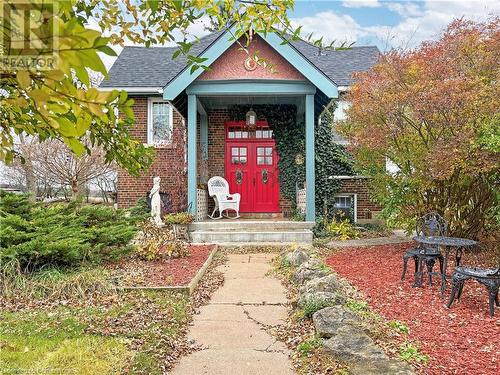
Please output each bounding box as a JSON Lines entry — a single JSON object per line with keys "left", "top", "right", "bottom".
{"left": 0, "top": 290, "right": 190, "bottom": 374}
{"left": 107, "top": 244, "right": 215, "bottom": 287}
{"left": 0, "top": 251, "right": 226, "bottom": 374}
{"left": 326, "top": 243, "right": 499, "bottom": 375}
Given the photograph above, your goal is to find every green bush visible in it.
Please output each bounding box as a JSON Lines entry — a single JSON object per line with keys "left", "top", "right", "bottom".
{"left": 163, "top": 212, "right": 193, "bottom": 225}
{"left": 129, "top": 196, "right": 149, "bottom": 219}
{"left": 0, "top": 190, "right": 32, "bottom": 219}
{"left": 0, "top": 191, "right": 139, "bottom": 270}
{"left": 326, "top": 219, "right": 359, "bottom": 240}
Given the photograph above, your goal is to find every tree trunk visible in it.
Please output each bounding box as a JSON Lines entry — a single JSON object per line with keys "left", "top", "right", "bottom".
{"left": 70, "top": 179, "right": 82, "bottom": 200}
{"left": 22, "top": 160, "right": 37, "bottom": 201}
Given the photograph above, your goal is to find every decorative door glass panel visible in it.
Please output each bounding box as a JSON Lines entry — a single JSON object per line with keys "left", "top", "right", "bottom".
{"left": 256, "top": 147, "right": 264, "bottom": 165}
{"left": 231, "top": 147, "right": 247, "bottom": 164}
{"left": 256, "top": 147, "right": 273, "bottom": 165}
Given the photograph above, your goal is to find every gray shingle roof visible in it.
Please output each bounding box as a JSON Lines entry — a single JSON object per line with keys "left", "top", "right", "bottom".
{"left": 289, "top": 39, "right": 380, "bottom": 86}
{"left": 100, "top": 30, "right": 379, "bottom": 89}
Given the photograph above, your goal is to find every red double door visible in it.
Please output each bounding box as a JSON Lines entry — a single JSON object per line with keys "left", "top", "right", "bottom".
{"left": 225, "top": 121, "right": 280, "bottom": 213}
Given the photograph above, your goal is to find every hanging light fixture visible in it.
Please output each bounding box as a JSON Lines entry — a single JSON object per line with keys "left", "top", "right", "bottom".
{"left": 246, "top": 107, "right": 257, "bottom": 130}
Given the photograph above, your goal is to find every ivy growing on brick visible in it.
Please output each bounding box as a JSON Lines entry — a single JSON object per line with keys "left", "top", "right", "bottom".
{"left": 228, "top": 104, "right": 353, "bottom": 219}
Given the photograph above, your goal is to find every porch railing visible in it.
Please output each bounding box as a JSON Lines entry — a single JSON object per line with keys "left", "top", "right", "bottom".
{"left": 296, "top": 188, "right": 306, "bottom": 215}
{"left": 196, "top": 188, "right": 208, "bottom": 221}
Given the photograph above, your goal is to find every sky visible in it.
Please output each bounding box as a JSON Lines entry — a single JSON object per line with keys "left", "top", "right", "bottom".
{"left": 288, "top": 0, "right": 500, "bottom": 51}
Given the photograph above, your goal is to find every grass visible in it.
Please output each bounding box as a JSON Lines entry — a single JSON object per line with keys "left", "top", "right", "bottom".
{"left": 398, "top": 342, "right": 429, "bottom": 363}
{"left": 0, "top": 309, "right": 130, "bottom": 374}
{"left": 345, "top": 299, "right": 370, "bottom": 313}
{"left": 297, "top": 335, "right": 323, "bottom": 357}
{"left": 1, "top": 261, "right": 117, "bottom": 300}
{"left": 300, "top": 298, "right": 337, "bottom": 318}
{"left": 0, "top": 280, "right": 190, "bottom": 374}
{"left": 388, "top": 320, "right": 410, "bottom": 335}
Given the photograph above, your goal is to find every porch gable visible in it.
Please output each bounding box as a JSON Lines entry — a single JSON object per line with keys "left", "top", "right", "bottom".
{"left": 163, "top": 26, "right": 339, "bottom": 101}
{"left": 197, "top": 35, "right": 306, "bottom": 81}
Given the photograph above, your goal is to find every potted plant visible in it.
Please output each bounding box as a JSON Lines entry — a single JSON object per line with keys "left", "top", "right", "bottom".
{"left": 163, "top": 212, "right": 194, "bottom": 241}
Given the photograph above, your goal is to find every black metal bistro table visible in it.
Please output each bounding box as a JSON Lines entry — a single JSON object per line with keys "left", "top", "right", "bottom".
{"left": 413, "top": 236, "right": 478, "bottom": 293}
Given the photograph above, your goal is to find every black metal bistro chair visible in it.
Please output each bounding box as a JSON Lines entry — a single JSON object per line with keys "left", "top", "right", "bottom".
{"left": 401, "top": 213, "right": 446, "bottom": 287}
{"left": 447, "top": 266, "right": 500, "bottom": 317}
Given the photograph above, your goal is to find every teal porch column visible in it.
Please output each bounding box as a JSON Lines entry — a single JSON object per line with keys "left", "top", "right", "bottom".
{"left": 305, "top": 94, "right": 315, "bottom": 221}
{"left": 187, "top": 94, "right": 197, "bottom": 215}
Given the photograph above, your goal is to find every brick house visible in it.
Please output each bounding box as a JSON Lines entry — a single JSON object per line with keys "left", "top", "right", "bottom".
{"left": 100, "top": 27, "right": 382, "bottom": 226}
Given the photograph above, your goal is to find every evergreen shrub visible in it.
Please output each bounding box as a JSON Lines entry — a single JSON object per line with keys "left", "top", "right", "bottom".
{"left": 0, "top": 191, "right": 140, "bottom": 270}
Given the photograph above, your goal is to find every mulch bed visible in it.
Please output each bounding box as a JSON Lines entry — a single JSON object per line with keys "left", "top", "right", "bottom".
{"left": 108, "top": 245, "right": 215, "bottom": 287}
{"left": 325, "top": 243, "right": 499, "bottom": 375}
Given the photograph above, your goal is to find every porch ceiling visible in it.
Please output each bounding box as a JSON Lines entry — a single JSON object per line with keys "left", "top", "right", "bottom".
{"left": 198, "top": 95, "right": 303, "bottom": 110}
{"left": 172, "top": 90, "right": 331, "bottom": 120}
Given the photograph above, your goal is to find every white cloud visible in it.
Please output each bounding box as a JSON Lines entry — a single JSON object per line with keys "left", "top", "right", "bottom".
{"left": 386, "top": 2, "right": 424, "bottom": 18}
{"left": 291, "top": 10, "right": 367, "bottom": 44}
{"left": 185, "top": 16, "right": 212, "bottom": 40}
{"left": 342, "top": 0, "right": 381, "bottom": 8}
{"left": 292, "top": 1, "right": 500, "bottom": 51}
{"left": 372, "top": 0, "right": 500, "bottom": 49}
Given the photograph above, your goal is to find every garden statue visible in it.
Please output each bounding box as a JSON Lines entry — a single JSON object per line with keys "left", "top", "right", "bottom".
{"left": 150, "top": 176, "right": 163, "bottom": 226}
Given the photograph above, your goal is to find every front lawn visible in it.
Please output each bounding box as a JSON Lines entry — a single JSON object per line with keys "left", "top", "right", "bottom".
{"left": 0, "top": 289, "right": 190, "bottom": 374}
{"left": 326, "top": 243, "right": 499, "bottom": 375}
{"left": 0, "top": 191, "right": 222, "bottom": 374}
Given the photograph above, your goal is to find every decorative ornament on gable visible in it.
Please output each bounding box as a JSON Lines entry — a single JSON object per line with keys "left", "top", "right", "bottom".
{"left": 244, "top": 56, "right": 257, "bottom": 71}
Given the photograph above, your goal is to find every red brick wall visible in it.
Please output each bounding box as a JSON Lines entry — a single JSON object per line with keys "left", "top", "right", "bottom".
{"left": 117, "top": 97, "right": 187, "bottom": 209}
{"left": 338, "top": 177, "right": 382, "bottom": 222}
{"left": 207, "top": 108, "right": 229, "bottom": 179}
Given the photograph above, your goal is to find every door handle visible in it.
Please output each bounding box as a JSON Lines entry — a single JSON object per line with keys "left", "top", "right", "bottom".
{"left": 262, "top": 170, "right": 268, "bottom": 184}
{"left": 253, "top": 177, "right": 256, "bottom": 185}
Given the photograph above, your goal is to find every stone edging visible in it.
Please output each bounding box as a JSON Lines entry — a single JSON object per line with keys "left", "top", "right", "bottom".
{"left": 283, "top": 248, "right": 415, "bottom": 375}
{"left": 120, "top": 245, "right": 218, "bottom": 294}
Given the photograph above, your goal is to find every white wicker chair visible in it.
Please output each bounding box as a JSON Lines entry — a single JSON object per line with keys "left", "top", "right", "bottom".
{"left": 207, "top": 176, "right": 240, "bottom": 219}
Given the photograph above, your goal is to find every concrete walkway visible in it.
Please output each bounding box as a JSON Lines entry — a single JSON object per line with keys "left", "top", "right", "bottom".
{"left": 172, "top": 253, "right": 294, "bottom": 375}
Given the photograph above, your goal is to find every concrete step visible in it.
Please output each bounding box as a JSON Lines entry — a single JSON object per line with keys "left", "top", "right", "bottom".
{"left": 189, "top": 221, "right": 315, "bottom": 232}
{"left": 190, "top": 230, "right": 313, "bottom": 244}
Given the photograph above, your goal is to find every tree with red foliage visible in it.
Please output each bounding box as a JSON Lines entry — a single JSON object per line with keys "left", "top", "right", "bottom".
{"left": 340, "top": 18, "right": 499, "bottom": 238}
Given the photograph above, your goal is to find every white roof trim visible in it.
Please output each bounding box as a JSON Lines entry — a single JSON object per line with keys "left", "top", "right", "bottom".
{"left": 99, "top": 87, "right": 163, "bottom": 94}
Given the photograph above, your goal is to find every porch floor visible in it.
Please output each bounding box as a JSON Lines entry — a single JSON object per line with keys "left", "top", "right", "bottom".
{"left": 198, "top": 217, "right": 293, "bottom": 222}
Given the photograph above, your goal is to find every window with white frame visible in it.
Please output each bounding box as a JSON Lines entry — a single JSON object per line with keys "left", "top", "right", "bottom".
{"left": 333, "top": 194, "right": 357, "bottom": 222}
{"left": 148, "top": 98, "right": 173, "bottom": 146}
{"left": 332, "top": 100, "right": 350, "bottom": 145}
